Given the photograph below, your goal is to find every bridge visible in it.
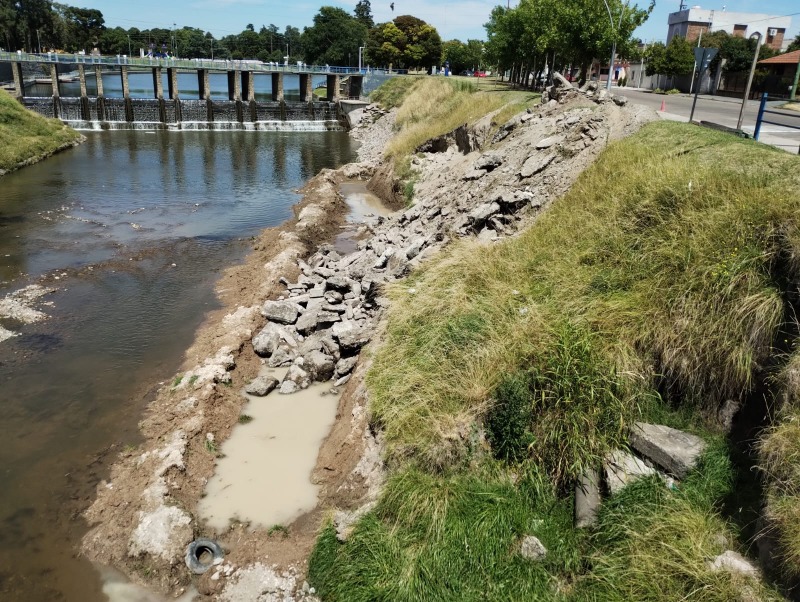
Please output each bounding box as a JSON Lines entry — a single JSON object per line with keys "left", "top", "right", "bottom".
{"left": 1, "top": 52, "right": 398, "bottom": 129}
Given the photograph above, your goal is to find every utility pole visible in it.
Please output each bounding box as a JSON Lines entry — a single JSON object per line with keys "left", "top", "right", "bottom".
{"left": 737, "top": 32, "right": 762, "bottom": 130}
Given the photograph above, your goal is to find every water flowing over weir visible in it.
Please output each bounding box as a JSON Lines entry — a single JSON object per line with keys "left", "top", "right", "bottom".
{"left": 23, "top": 96, "right": 344, "bottom": 131}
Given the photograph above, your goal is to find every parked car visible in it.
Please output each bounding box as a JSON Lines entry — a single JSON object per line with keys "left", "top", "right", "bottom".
{"left": 460, "top": 70, "right": 474, "bottom": 76}
{"left": 474, "top": 71, "right": 487, "bottom": 77}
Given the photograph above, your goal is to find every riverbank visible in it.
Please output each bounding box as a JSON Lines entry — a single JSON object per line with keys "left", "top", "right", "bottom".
{"left": 0, "top": 89, "right": 83, "bottom": 176}
{"left": 81, "top": 73, "right": 800, "bottom": 601}
{"left": 77, "top": 76, "right": 645, "bottom": 599}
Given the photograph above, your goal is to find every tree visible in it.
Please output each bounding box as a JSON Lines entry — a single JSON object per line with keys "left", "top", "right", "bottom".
{"left": 354, "top": 0, "right": 373, "bottom": 29}
{"left": 443, "top": 38, "right": 483, "bottom": 73}
{"left": 789, "top": 34, "right": 800, "bottom": 53}
{"left": 663, "top": 35, "right": 694, "bottom": 78}
{"left": 366, "top": 14, "right": 442, "bottom": 70}
{"left": 301, "top": 6, "right": 367, "bottom": 65}
{"left": 54, "top": 4, "right": 105, "bottom": 51}
{"left": 644, "top": 41, "right": 666, "bottom": 76}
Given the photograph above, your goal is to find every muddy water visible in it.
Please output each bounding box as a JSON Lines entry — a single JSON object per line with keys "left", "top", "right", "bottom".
{"left": 198, "top": 369, "right": 340, "bottom": 530}
{"left": 335, "top": 181, "right": 394, "bottom": 254}
{"left": 0, "top": 130, "right": 356, "bottom": 601}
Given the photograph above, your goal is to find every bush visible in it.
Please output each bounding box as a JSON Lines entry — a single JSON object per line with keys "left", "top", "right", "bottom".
{"left": 666, "top": 88, "right": 681, "bottom": 95}
{"left": 486, "top": 322, "right": 641, "bottom": 485}
{"left": 653, "top": 87, "right": 664, "bottom": 94}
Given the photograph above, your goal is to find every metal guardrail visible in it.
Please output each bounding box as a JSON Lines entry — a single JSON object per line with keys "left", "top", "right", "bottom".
{"left": 754, "top": 92, "right": 800, "bottom": 155}
{"left": 0, "top": 51, "right": 407, "bottom": 76}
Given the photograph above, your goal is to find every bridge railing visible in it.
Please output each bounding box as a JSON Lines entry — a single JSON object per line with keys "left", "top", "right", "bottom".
{"left": 0, "top": 51, "right": 407, "bottom": 76}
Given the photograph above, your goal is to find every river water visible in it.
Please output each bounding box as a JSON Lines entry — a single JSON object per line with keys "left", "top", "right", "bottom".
{"left": 0, "top": 129, "right": 357, "bottom": 600}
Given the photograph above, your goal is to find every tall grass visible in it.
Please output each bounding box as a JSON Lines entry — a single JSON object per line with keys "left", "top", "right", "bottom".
{"left": 368, "top": 121, "right": 800, "bottom": 475}
{"left": 0, "top": 88, "right": 82, "bottom": 173}
{"left": 759, "top": 352, "right": 800, "bottom": 576}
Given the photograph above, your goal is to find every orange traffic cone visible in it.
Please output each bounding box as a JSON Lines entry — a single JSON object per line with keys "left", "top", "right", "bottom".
{"left": 660, "top": 99, "right": 666, "bottom": 112}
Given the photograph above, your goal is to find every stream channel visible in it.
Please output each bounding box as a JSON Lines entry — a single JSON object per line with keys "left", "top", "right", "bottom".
{"left": 0, "top": 128, "right": 358, "bottom": 600}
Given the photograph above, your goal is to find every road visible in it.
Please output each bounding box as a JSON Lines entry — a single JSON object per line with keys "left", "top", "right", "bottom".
{"left": 619, "top": 89, "right": 800, "bottom": 153}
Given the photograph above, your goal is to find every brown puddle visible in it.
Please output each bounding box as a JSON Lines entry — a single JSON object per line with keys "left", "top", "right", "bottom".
{"left": 335, "top": 181, "right": 394, "bottom": 254}
{"left": 197, "top": 368, "right": 340, "bottom": 530}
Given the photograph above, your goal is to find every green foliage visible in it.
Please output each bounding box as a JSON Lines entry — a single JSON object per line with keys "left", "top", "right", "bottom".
{"left": 366, "top": 15, "right": 442, "bottom": 69}
{"left": 301, "top": 6, "right": 368, "bottom": 66}
{"left": 650, "top": 36, "right": 695, "bottom": 78}
{"left": 369, "top": 76, "right": 417, "bottom": 108}
{"left": 666, "top": 88, "right": 680, "bottom": 94}
{"left": 309, "top": 466, "right": 582, "bottom": 601}
{"left": 442, "top": 39, "right": 484, "bottom": 73}
{"left": 789, "top": 34, "right": 800, "bottom": 53}
{"left": 353, "top": 0, "right": 373, "bottom": 29}
{"left": 484, "top": 0, "right": 654, "bottom": 82}
{"left": 238, "top": 414, "right": 253, "bottom": 424}
{"left": 702, "top": 30, "right": 777, "bottom": 74}
{"left": 487, "top": 322, "right": 642, "bottom": 484}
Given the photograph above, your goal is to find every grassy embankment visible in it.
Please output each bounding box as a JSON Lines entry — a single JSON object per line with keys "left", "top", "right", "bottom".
{"left": 309, "top": 78, "right": 800, "bottom": 600}
{"left": 0, "top": 88, "right": 82, "bottom": 175}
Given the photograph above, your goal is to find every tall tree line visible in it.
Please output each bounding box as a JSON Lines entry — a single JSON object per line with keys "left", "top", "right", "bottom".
{"left": 0, "top": 0, "right": 448, "bottom": 70}
{"left": 483, "top": 0, "right": 654, "bottom": 86}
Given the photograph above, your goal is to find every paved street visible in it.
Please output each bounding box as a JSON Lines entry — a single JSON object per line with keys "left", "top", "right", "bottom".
{"left": 619, "top": 88, "right": 800, "bottom": 154}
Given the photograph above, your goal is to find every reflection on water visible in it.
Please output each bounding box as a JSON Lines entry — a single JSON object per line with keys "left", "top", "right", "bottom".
{"left": 0, "top": 129, "right": 357, "bottom": 601}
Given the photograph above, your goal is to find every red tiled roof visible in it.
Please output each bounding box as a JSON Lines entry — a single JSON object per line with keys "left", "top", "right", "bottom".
{"left": 759, "top": 50, "right": 800, "bottom": 65}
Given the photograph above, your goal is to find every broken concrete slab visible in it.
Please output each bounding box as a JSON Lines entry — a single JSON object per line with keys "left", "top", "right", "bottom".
{"left": 575, "top": 468, "right": 601, "bottom": 528}
{"left": 604, "top": 449, "right": 658, "bottom": 495}
{"left": 629, "top": 423, "right": 706, "bottom": 479}
{"left": 244, "top": 375, "right": 279, "bottom": 396}
{"left": 519, "top": 154, "right": 555, "bottom": 178}
{"left": 260, "top": 300, "right": 299, "bottom": 325}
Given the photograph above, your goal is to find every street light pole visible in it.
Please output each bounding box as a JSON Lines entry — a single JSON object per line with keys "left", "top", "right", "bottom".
{"left": 603, "top": 0, "right": 628, "bottom": 91}
{"left": 736, "top": 32, "right": 763, "bottom": 131}
{"left": 359, "top": 46, "right": 365, "bottom": 71}
{"left": 127, "top": 34, "right": 131, "bottom": 56}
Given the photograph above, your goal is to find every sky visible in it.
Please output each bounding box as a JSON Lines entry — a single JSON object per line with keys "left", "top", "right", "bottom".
{"left": 80, "top": 0, "right": 800, "bottom": 46}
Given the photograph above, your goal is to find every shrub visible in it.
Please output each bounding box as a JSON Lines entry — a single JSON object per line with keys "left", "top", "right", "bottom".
{"left": 666, "top": 88, "right": 681, "bottom": 95}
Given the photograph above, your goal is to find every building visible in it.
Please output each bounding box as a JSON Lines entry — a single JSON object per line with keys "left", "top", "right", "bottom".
{"left": 757, "top": 50, "right": 800, "bottom": 98}
{"left": 666, "top": 5, "right": 791, "bottom": 51}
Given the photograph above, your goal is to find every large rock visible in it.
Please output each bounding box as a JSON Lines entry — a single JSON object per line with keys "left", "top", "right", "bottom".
{"left": 709, "top": 550, "right": 760, "bottom": 578}
{"left": 520, "top": 536, "right": 547, "bottom": 560}
{"left": 245, "top": 375, "right": 279, "bottom": 396}
{"left": 575, "top": 468, "right": 601, "bottom": 528}
{"left": 629, "top": 423, "right": 706, "bottom": 478}
{"left": 474, "top": 153, "right": 503, "bottom": 171}
{"left": 279, "top": 364, "right": 310, "bottom": 394}
{"left": 268, "top": 344, "right": 295, "bottom": 368}
{"left": 535, "top": 135, "right": 564, "bottom": 150}
{"left": 260, "top": 300, "right": 299, "bottom": 325}
{"left": 519, "top": 154, "right": 555, "bottom": 178}
{"left": 332, "top": 321, "right": 372, "bottom": 352}
{"left": 604, "top": 449, "right": 657, "bottom": 495}
{"left": 468, "top": 202, "right": 500, "bottom": 228}
{"left": 305, "top": 351, "right": 336, "bottom": 381}
{"left": 252, "top": 322, "right": 282, "bottom": 357}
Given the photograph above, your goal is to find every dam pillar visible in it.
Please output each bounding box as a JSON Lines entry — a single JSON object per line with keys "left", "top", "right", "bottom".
{"left": 77, "top": 64, "right": 90, "bottom": 121}
{"left": 299, "top": 74, "right": 313, "bottom": 102}
{"left": 198, "top": 69, "right": 213, "bottom": 122}
{"left": 49, "top": 64, "right": 60, "bottom": 119}
{"left": 326, "top": 74, "right": 340, "bottom": 102}
{"left": 167, "top": 67, "right": 181, "bottom": 124}
{"left": 348, "top": 75, "right": 363, "bottom": 99}
{"left": 241, "top": 71, "right": 256, "bottom": 122}
{"left": 152, "top": 67, "right": 166, "bottom": 123}
{"left": 228, "top": 70, "right": 243, "bottom": 123}
{"left": 11, "top": 62, "right": 24, "bottom": 98}
{"left": 94, "top": 65, "right": 105, "bottom": 121}
{"left": 120, "top": 66, "right": 133, "bottom": 123}
{"left": 271, "top": 72, "right": 284, "bottom": 102}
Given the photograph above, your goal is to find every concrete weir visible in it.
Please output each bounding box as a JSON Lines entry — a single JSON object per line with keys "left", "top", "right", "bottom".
{"left": 8, "top": 59, "right": 363, "bottom": 131}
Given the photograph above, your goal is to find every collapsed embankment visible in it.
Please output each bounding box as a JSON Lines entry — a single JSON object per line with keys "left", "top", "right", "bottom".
{"left": 82, "top": 73, "right": 800, "bottom": 602}
{"left": 0, "top": 88, "right": 84, "bottom": 176}
{"left": 79, "top": 76, "right": 659, "bottom": 600}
